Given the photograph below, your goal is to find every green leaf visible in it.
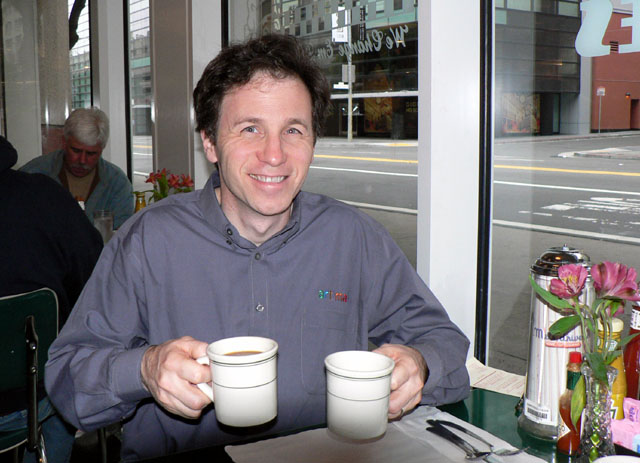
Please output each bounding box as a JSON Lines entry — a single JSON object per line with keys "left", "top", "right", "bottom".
{"left": 528, "top": 275, "right": 574, "bottom": 310}
{"left": 571, "top": 375, "right": 585, "bottom": 428}
{"left": 548, "top": 315, "right": 581, "bottom": 339}
{"left": 157, "top": 176, "right": 169, "bottom": 197}
{"left": 585, "top": 353, "right": 609, "bottom": 382}
{"left": 585, "top": 318, "right": 595, "bottom": 335}
{"left": 604, "top": 350, "right": 623, "bottom": 365}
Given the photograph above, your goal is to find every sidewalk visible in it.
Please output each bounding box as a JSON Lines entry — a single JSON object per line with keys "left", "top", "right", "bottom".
{"left": 316, "top": 137, "right": 417, "bottom": 148}
{"left": 495, "top": 130, "right": 639, "bottom": 144}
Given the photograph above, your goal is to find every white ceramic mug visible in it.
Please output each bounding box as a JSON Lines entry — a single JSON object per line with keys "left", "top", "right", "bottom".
{"left": 324, "top": 350, "right": 395, "bottom": 440}
{"left": 196, "top": 336, "right": 278, "bottom": 427}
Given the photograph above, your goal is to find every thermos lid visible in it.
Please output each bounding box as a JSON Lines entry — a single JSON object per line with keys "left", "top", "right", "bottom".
{"left": 531, "top": 245, "right": 591, "bottom": 276}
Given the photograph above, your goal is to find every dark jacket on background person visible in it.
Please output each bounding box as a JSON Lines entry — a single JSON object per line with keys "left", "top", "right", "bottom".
{"left": 0, "top": 136, "right": 103, "bottom": 415}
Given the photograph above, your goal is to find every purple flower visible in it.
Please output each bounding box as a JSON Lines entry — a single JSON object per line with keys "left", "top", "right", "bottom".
{"left": 550, "top": 264, "right": 588, "bottom": 299}
{"left": 592, "top": 261, "right": 640, "bottom": 302}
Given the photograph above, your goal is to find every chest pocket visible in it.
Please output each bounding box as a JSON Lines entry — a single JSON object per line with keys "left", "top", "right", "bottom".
{"left": 301, "top": 307, "right": 356, "bottom": 395}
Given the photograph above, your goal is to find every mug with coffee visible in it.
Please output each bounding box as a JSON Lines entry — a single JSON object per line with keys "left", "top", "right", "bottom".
{"left": 196, "top": 336, "right": 278, "bottom": 427}
{"left": 225, "top": 350, "right": 262, "bottom": 356}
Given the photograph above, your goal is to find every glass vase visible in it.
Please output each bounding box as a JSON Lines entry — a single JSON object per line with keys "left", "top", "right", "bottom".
{"left": 579, "top": 364, "right": 617, "bottom": 462}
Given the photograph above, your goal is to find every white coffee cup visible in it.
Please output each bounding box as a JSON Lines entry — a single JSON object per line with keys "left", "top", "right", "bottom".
{"left": 324, "top": 350, "right": 395, "bottom": 440}
{"left": 196, "top": 336, "right": 278, "bottom": 427}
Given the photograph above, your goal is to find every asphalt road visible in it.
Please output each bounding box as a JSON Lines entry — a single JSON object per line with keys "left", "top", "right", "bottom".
{"left": 131, "top": 132, "right": 640, "bottom": 375}
{"left": 494, "top": 134, "right": 640, "bottom": 244}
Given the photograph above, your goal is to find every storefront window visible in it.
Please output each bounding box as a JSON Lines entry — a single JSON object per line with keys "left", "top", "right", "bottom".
{"left": 489, "top": 2, "right": 640, "bottom": 375}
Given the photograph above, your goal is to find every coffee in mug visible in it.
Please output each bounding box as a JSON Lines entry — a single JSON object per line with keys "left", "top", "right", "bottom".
{"left": 225, "top": 350, "right": 263, "bottom": 356}
{"left": 197, "top": 336, "right": 278, "bottom": 427}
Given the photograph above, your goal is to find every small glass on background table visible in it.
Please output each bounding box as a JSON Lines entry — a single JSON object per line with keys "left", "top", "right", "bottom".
{"left": 93, "top": 210, "right": 114, "bottom": 243}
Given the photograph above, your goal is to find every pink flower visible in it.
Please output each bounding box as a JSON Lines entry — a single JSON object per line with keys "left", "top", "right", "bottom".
{"left": 592, "top": 261, "right": 640, "bottom": 301}
{"left": 550, "top": 264, "right": 588, "bottom": 299}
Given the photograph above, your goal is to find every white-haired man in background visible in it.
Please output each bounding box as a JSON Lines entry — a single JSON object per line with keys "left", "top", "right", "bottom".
{"left": 21, "top": 107, "right": 133, "bottom": 228}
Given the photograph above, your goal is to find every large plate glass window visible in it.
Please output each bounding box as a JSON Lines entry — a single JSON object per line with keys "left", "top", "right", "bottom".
{"left": 488, "top": 0, "right": 640, "bottom": 375}
{"left": 228, "top": 0, "right": 419, "bottom": 266}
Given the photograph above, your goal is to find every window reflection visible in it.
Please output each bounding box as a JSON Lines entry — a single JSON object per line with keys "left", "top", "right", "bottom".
{"left": 256, "top": 1, "right": 417, "bottom": 139}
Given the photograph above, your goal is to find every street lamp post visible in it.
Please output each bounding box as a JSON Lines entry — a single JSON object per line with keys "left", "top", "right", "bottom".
{"left": 596, "top": 86, "right": 606, "bottom": 134}
{"left": 347, "top": 54, "right": 353, "bottom": 142}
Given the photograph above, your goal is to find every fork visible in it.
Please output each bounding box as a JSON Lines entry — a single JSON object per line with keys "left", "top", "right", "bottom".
{"left": 427, "top": 419, "right": 525, "bottom": 456}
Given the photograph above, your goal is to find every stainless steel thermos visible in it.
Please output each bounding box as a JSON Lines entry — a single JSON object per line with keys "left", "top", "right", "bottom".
{"left": 518, "top": 245, "right": 593, "bottom": 440}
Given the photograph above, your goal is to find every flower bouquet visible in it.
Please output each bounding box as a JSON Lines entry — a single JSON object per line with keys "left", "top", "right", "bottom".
{"left": 530, "top": 261, "right": 640, "bottom": 460}
{"left": 135, "top": 168, "right": 194, "bottom": 203}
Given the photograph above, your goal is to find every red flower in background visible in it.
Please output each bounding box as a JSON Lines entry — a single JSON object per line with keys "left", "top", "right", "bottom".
{"left": 180, "top": 174, "right": 194, "bottom": 188}
{"left": 135, "top": 169, "right": 194, "bottom": 204}
{"left": 167, "top": 174, "right": 181, "bottom": 189}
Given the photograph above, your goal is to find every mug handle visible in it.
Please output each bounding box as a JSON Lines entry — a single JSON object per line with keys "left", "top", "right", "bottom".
{"left": 196, "top": 356, "right": 214, "bottom": 402}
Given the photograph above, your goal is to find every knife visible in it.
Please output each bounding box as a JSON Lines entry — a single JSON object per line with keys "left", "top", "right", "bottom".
{"left": 428, "top": 419, "right": 524, "bottom": 456}
{"left": 426, "top": 422, "right": 504, "bottom": 463}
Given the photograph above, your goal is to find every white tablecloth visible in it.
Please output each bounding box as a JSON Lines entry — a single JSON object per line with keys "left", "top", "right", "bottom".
{"left": 225, "top": 406, "right": 546, "bottom": 463}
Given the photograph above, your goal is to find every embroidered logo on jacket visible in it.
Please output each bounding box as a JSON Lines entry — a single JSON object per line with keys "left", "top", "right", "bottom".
{"left": 318, "top": 290, "right": 348, "bottom": 303}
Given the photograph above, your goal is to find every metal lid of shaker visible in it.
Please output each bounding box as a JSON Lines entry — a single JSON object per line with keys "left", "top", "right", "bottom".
{"left": 531, "top": 245, "right": 591, "bottom": 277}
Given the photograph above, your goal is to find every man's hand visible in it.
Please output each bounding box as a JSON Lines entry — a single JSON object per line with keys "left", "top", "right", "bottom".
{"left": 141, "top": 336, "right": 211, "bottom": 419}
{"left": 373, "top": 344, "right": 428, "bottom": 420}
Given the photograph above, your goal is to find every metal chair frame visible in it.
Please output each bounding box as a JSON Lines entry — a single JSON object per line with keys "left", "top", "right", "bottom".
{"left": 0, "top": 288, "right": 59, "bottom": 463}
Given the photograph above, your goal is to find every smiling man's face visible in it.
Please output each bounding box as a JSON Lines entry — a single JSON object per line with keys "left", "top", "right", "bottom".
{"left": 201, "top": 73, "right": 314, "bottom": 239}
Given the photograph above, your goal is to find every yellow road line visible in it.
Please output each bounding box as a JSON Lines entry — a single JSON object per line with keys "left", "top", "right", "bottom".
{"left": 495, "top": 164, "right": 640, "bottom": 177}
{"left": 130, "top": 148, "right": 638, "bottom": 177}
{"left": 315, "top": 154, "right": 417, "bottom": 164}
